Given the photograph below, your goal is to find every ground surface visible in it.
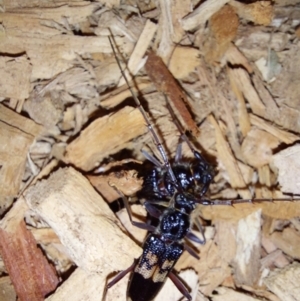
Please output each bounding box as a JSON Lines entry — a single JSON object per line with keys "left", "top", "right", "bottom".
{"left": 0, "top": 1, "right": 300, "bottom": 301}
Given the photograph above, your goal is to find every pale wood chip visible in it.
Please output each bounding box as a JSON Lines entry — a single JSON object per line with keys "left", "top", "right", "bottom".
{"left": 25, "top": 167, "right": 141, "bottom": 273}
{"left": 215, "top": 220, "right": 237, "bottom": 264}
{"left": 227, "top": 67, "right": 251, "bottom": 138}
{"left": 65, "top": 106, "right": 146, "bottom": 171}
{"left": 261, "top": 249, "right": 289, "bottom": 269}
{"left": 235, "top": 30, "right": 290, "bottom": 56}
{"left": 181, "top": 0, "right": 231, "bottom": 31}
{"left": 241, "top": 128, "right": 280, "bottom": 168}
{"left": 264, "top": 262, "right": 300, "bottom": 301}
{"left": 118, "top": 19, "right": 158, "bottom": 86}
{"left": 277, "top": 106, "right": 300, "bottom": 134}
{"left": 176, "top": 240, "right": 231, "bottom": 296}
{"left": 169, "top": 46, "right": 200, "bottom": 79}
{"left": 270, "top": 228, "right": 300, "bottom": 260}
{"left": 0, "top": 197, "right": 29, "bottom": 232}
{"left": 0, "top": 55, "right": 32, "bottom": 101}
{"left": 88, "top": 169, "right": 143, "bottom": 202}
{"left": 271, "top": 145, "right": 300, "bottom": 194}
{"left": 225, "top": 44, "right": 253, "bottom": 73}
{"left": 2, "top": 3, "right": 98, "bottom": 34}
{"left": 250, "top": 114, "right": 299, "bottom": 145}
{"left": 0, "top": 105, "right": 44, "bottom": 212}
{"left": 3, "top": 1, "right": 94, "bottom": 11}
{"left": 0, "top": 104, "right": 44, "bottom": 137}
{"left": 60, "top": 106, "right": 76, "bottom": 131}
{"left": 169, "top": 0, "right": 191, "bottom": 43}
{"left": 156, "top": 0, "right": 174, "bottom": 60}
{"left": 0, "top": 35, "right": 132, "bottom": 80}
{"left": 24, "top": 95, "right": 63, "bottom": 129}
{"left": 252, "top": 74, "right": 280, "bottom": 120}
{"left": 30, "top": 227, "right": 61, "bottom": 245}
{"left": 258, "top": 165, "right": 272, "bottom": 187}
{"left": 229, "top": 68, "right": 266, "bottom": 116}
{"left": 93, "top": 158, "right": 142, "bottom": 173}
{"left": 261, "top": 235, "right": 277, "bottom": 253}
{"left": 45, "top": 268, "right": 122, "bottom": 301}
{"left": 208, "top": 115, "right": 248, "bottom": 189}
{"left": 234, "top": 210, "right": 262, "bottom": 286}
{"left": 201, "top": 201, "right": 300, "bottom": 222}
{"left": 239, "top": 285, "right": 281, "bottom": 301}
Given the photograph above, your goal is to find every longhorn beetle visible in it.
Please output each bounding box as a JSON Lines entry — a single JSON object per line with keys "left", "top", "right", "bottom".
{"left": 106, "top": 35, "right": 208, "bottom": 301}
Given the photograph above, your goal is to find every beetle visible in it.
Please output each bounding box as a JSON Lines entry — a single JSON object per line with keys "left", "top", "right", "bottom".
{"left": 107, "top": 37, "right": 205, "bottom": 301}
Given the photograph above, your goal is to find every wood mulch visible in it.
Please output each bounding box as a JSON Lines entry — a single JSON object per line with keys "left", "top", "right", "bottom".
{"left": 1, "top": 1, "right": 300, "bottom": 300}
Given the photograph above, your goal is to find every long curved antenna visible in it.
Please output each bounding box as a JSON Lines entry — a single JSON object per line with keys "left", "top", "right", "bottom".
{"left": 108, "top": 36, "right": 178, "bottom": 186}
{"left": 195, "top": 197, "right": 300, "bottom": 205}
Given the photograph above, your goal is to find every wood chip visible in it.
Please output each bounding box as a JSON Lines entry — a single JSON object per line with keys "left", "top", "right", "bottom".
{"left": 261, "top": 249, "right": 289, "bottom": 269}
{"left": 176, "top": 240, "right": 231, "bottom": 296}
{"left": 0, "top": 35, "right": 131, "bottom": 80}
{"left": 234, "top": 210, "right": 262, "bottom": 286}
{"left": 65, "top": 106, "right": 146, "bottom": 171}
{"left": 228, "top": 68, "right": 266, "bottom": 116}
{"left": 118, "top": 19, "right": 157, "bottom": 86}
{"left": 0, "top": 221, "right": 59, "bottom": 301}
{"left": 25, "top": 167, "right": 141, "bottom": 273}
{"left": 156, "top": 0, "right": 192, "bottom": 60}
{"left": 230, "top": 1, "right": 274, "bottom": 25}
{"left": 1, "top": 3, "right": 300, "bottom": 301}
{"left": 0, "top": 276, "right": 16, "bottom": 301}
{"left": 271, "top": 145, "right": 300, "bottom": 194}
{"left": 225, "top": 44, "right": 253, "bottom": 73}
{"left": 203, "top": 5, "right": 239, "bottom": 64}
{"left": 215, "top": 220, "right": 237, "bottom": 264}
{"left": 181, "top": 0, "right": 231, "bottom": 31}
{"left": 145, "top": 51, "right": 200, "bottom": 137}
{"left": 169, "top": 46, "right": 200, "bottom": 79}
{"left": 201, "top": 201, "right": 300, "bottom": 222}
{"left": 250, "top": 114, "right": 299, "bottom": 145}
{"left": 251, "top": 74, "right": 280, "bottom": 120}
{"left": 0, "top": 105, "right": 44, "bottom": 213}
{"left": 270, "top": 228, "right": 300, "bottom": 260}
{"left": 208, "top": 115, "right": 248, "bottom": 190}
{"left": 264, "top": 262, "right": 300, "bottom": 301}
{"left": 88, "top": 169, "right": 143, "bottom": 202}
{"left": 45, "top": 268, "right": 118, "bottom": 301}
{"left": 241, "top": 128, "right": 280, "bottom": 168}
{"left": 0, "top": 55, "right": 32, "bottom": 102}
{"left": 156, "top": 0, "right": 174, "bottom": 60}
{"left": 227, "top": 67, "right": 251, "bottom": 137}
